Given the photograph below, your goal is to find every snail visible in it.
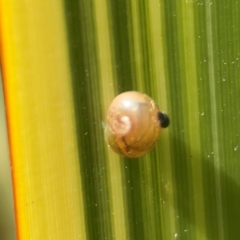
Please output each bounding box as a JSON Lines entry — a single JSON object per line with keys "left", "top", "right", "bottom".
{"left": 104, "top": 91, "right": 169, "bottom": 158}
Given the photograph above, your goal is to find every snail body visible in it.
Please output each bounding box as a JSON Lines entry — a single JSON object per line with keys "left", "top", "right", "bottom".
{"left": 105, "top": 91, "right": 169, "bottom": 158}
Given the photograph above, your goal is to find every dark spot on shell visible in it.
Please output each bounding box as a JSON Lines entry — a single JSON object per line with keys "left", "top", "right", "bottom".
{"left": 158, "top": 112, "right": 170, "bottom": 128}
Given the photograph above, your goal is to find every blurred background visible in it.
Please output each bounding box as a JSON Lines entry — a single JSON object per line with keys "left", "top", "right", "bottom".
{"left": 0, "top": 70, "right": 16, "bottom": 240}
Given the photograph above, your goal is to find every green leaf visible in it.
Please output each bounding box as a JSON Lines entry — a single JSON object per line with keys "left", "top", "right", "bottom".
{"left": 64, "top": 0, "right": 240, "bottom": 239}
{"left": 1, "top": 0, "right": 239, "bottom": 239}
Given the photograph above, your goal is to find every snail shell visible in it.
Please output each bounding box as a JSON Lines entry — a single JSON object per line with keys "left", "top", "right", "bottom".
{"left": 105, "top": 91, "right": 169, "bottom": 158}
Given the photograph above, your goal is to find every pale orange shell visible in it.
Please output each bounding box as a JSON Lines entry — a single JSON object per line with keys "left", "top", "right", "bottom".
{"left": 105, "top": 91, "right": 165, "bottom": 158}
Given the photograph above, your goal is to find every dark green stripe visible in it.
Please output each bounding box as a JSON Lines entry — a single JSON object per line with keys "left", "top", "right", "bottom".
{"left": 163, "top": 0, "right": 196, "bottom": 239}
{"left": 64, "top": 1, "right": 113, "bottom": 239}
{"left": 138, "top": 0, "right": 153, "bottom": 92}
{"left": 108, "top": 1, "right": 146, "bottom": 239}
{"left": 108, "top": 0, "right": 135, "bottom": 92}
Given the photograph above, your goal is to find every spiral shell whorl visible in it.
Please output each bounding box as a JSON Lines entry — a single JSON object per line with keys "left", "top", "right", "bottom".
{"left": 109, "top": 113, "right": 132, "bottom": 136}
